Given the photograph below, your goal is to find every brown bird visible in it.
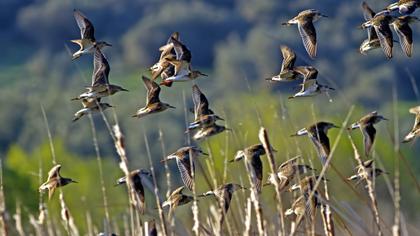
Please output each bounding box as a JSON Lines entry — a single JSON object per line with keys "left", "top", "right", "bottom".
{"left": 193, "top": 123, "right": 229, "bottom": 141}
{"left": 292, "top": 122, "right": 339, "bottom": 165}
{"left": 265, "top": 156, "right": 314, "bottom": 191}
{"left": 282, "top": 9, "right": 328, "bottom": 58}
{"left": 266, "top": 46, "right": 301, "bottom": 82}
{"left": 150, "top": 32, "right": 179, "bottom": 81}
{"left": 360, "top": 2, "right": 381, "bottom": 55}
{"left": 161, "top": 146, "right": 207, "bottom": 191}
{"left": 71, "top": 48, "right": 128, "bottom": 100}
{"left": 391, "top": 16, "right": 419, "bottom": 57}
{"left": 162, "top": 186, "right": 193, "bottom": 218}
{"left": 71, "top": 9, "right": 111, "bottom": 60}
{"left": 115, "top": 169, "right": 152, "bottom": 213}
{"left": 199, "top": 183, "right": 246, "bottom": 222}
{"left": 347, "top": 159, "right": 387, "bottom": 186}
{"left": 132, "top": 76, "right": 175, "bottom": 118}
{"left": 188, "top": 85, "right": 224, "bottom": 130}
{"left": 386, "top": 0, "right": 420, "bottom": 15}
{"left": 72, "top": 98, "right": 112, "bottom": 122}
{"left": 403, "top": 105, "right": 420, "bottom": 143}
{"left": 230, "top": 144, "right": 267, "bottom": 192}
{"left": 285, "top": 194, "right": 320, "bottom": 224}
{"left": 348, "top": 111, "right": 387, "bottom": 156}
{"left": 39, "top": 165, "right": 77, "bottom": 199}
{"left": 361, "top": 11, "right": 394, "bottom": 59}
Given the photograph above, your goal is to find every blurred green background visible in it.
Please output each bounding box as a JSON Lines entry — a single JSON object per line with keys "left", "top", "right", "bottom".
{"left": 1, "top": 0, "right": 419, "bottom": 234}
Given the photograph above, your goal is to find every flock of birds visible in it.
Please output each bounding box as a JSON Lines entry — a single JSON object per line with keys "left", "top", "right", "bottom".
{"left": 37, "top": 1, "right": 420, "bottom": 234}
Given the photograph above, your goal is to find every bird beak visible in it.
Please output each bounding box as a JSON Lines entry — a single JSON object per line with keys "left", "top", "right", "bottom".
{"left": 168, "top": 104, "right": 176, "bottom": 109}
{"left": 122, "top": 88, "right": 129, "bottom": 92}
{"left": 225, "top": 128, "right": 232, "bottom": 131}
{"left": 332, "top": 125, "right": 340, "bottom": 128}
{"left": 321, "top": 14, "right": 328, "bottom": 18}
{"left": 160, "top": 159, "right": 168, "bottom": 163}
{"left": 288, "top": 96, "right": 295, "bottom": 99}
{"left": 382, "top": 117, "right": 389, "bottom": 121}
{"left": 218, "top": 117, "right": 225, "bottom": 121}
{"left": 72, "top": 180, "right": 78, "bottom": 183}
{"left": 271, "top": 147, "right": 278, "bottom": 153}
{"left": 201, "top": 152, "right": 209, "bottom": 156}
{"left": 228, "top": 159, "right": 235, "bottom": 163}
{"left": 105, "top": 43, "right": 112, "bottom": 47}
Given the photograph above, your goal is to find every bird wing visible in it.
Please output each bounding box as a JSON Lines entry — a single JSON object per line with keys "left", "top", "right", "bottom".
{"left": 280, "top": 45, "right": 296, "bottom": 71}
{"left": 310, "top": 132, "right": 330, "bottom": 165}
{"left": 298, "top": 20, "right": 317, "bottom": 58}
{"left": 170, "top": 36, "right": 192, "bottom": 63}
{"left": 91, "top": 48, "right": 110, "bottom": 87}
{"left": 142, "top": 76, "right": 161, "bottom": 105}
{"left": 47, "top": 164, "right": 61, "bottom": 180}
{"left": 374, "top": 23, "right": 393, "bottom": 59}
{"left": 73, "top": 10, "right": 95, "bottom": 41}
{"left": 361, "top": 2, "right": 378, "bottom": 40}
{"left": 362, "top": 2, "right": 375, "bottom": 21}
{"left": 361, "top": 124, "right": 376, "bottom": 156}
{"left": 279, "top": 156, "right": 300, "bottom": 170}
{"left": 250, "top": 155, "right": 263, "bottom": 192}
{"left": 177, "top": 158, "right": 194, "bottom": 191}
{"left": 393, "top": 22, "right": 413, "bottom": 57}
{"left": 48, "top": 181, "right": 58, "bottom": 199}
{"left": 192, "top": 85, "right": 210, "bottom": 120}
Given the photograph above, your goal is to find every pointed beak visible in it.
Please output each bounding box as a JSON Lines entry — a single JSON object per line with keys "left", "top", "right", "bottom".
{"left": 72, "top": 180, "right": 78, "bottom": 183}
{"left": 122, "top": 88, "right": 129, "bottom": 92}
{"left": 290, "top": 133, "right": 298, "bottom": 137}
{"left": 321, "top": 14, "right": 328, "bottom": 18}
{"left": 382, "top": 117, "right": 389, "bottom": 121}
{"left": 201, "top": 152, "right": 209, "bottom": 156}
{"left": 168, "top": 104, "right": 176, "bottom": 109}
{"left": 332, "top": 124, "right": 340, "bottom": 128}
{"left": 271, "top": 147, "right": 278, "bottom": 153}
{"left": 106, "top": 43, "right": 112, "bottom": 47}
{"left": 225, "top": 128, "right": 232, "bottom": 131}
{"left": 160, "top": 159, "right": 168, "bottom": 163}
{"left": 228, "top": 159, "right": 235, "bottom": 163}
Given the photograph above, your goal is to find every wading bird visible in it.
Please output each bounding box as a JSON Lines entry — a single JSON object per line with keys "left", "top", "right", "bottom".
{"left": 115, "top": 169, "right": 152, "bottom": 213}
{"left": 39, "top": 165, "right": 77, "bottom": 199}
{"left": 71, "top": 9, "right": 111, "bottom": 60}
{"left": 282, "top": 9, "right": 328, "bottom": 58}
{"left": 348, "top": 111, "right": 387, "bottom": 156}
{"left": 72, "top": 98, "right": 112, "bottom": 122}
{"left": 71, "top": 48, "right": 128, "bottom": 100}
{"left": 292, "top": 122, "right": 339, "bottom": 165}
{"left": 161, "top": 146, "right": 207, "bottom": 191}
{"left": 361, "top": 11, "right": 394, "bottom": 59}
{"left": 132, "top": 76, "right": 175, "bottom": 118}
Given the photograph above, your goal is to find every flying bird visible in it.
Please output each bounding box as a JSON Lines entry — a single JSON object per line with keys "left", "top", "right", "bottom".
{"left": 150, "top": 32, "right": 179, "bottom": 81}
{"left": 348, "top": 111, "right": 387, "bottom": 156}
{"left": 386, "top": 0, "right": 420, "bottom": 15}
{"left": 39, "top": 165, "right": 77, "bottom": 199}
{"left": 132, "top": 76, "right": 175, "bottom": 118}
{"left": 292, "top": 122, "right": 339, "bottom": 165}
{"left": 288, "top": 79, "right": 334, "bottom": 99}
{"left": 188, "top": 85, "right": 224, "bottom": 131}
{"left": 361, "top": 11, "right": 394, "bottom": 59}
{"left": 199, "top": 183, "right": 245, "bottom": 223}
{"left": 115, "top": 169, "right": 152, "bottom": 213}
{"left": 391, "top": 16, "right": 419, "bottom": 57}
{"left": 72, "top": 98, "right": 112, "bottom": 122}
{"left": 347, "top": 159, "right": 387, "bottom": 186}
{"left": 71, "top": 48, "right": 128, "bottom": 100}
{"left": 403, "top": 105, "right": 420, "bottom": 143}
{"left": 282, "top": 9, "right": 328, "bottom": 59}
{"left": 193, "top": 123, "right": 229, "bottom": 141}
{"left": 162, "top": 186, "right": 194, "bottom": 218}
{"left": 360, "top": 2, "right": 381, "bottom": 54}
{"left": 161, "top": 146, "right": 207, "bottom": 191}
{"left": 265, "top": 156, "right": 314, "bottom": 192}
{"left": 71, "top": 9, "right": 111, "bottom": 60}
{"left": 230, "top": 144, "right": 267, "bottom": 192}
{"left": 266, "top": 46, "right": 301, "bottom": 82}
